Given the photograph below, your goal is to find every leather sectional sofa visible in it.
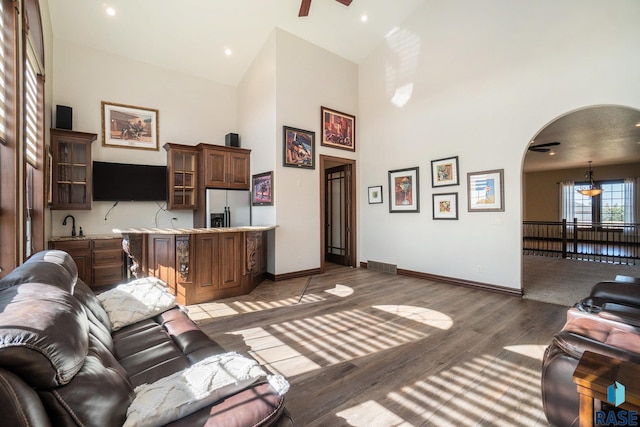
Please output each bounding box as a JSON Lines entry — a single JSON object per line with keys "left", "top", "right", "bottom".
{"left": 541, "top": 276, "right": 640, "bottom": 426}
{"left": 0, "top": 250, "right": 293, "bottom": 427}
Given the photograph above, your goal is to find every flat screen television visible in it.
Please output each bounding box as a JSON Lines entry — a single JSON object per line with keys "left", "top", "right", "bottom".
{"left": 92, "top": 161, "right": 167, "bottom": 202}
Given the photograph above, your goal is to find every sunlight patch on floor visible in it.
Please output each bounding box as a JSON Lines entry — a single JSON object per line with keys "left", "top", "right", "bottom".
{"left": 336, "top": 400, "right": 414, "bottom": 427}
{"left": 503, "top": 344, "right": 548, "bottom": 361}
{"left": 324, "top": 284, "right": 354, "bottom": 297}
{"left": 373, "top": 305, "right": 453, "bottom": 330}
{"left": 380, "top": 353, "right": 545, "bottom": 426}
{"left": 188, "top": 292, "right": 327, "bottom": 320}
{"left": 227, "top": 327, "right": 321, "bottom": 377}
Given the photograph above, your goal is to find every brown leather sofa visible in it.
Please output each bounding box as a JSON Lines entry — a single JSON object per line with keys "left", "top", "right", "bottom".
{"left": 0, "top": 250, "right": 293, "bottom": 427}
{"left": 541, "top": 277, "right": 640, "bottom": 427}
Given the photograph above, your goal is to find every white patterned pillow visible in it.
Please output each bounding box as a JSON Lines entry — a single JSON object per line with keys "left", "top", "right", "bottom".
{"left": 124, "top": 352, "right": 289, "bottom": 427}
{"left": 96, "top": 277, "right": 176, "bottom": 331}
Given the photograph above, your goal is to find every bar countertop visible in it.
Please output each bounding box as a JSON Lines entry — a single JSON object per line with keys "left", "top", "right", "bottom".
{"left": 113, "top": 225, "right": 277, "bottom": 234}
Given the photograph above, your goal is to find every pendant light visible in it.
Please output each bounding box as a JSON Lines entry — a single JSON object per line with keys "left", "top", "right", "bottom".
{"left": 577, "top": 161, "right": 603, "bottom": 197}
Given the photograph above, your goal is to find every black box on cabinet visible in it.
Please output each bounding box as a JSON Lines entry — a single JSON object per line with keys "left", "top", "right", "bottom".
{"left": 225, "top": 133, "right": 239, "bottom": 147}
{"left": 56, "top": 105, "right": 73, "bottom": 130}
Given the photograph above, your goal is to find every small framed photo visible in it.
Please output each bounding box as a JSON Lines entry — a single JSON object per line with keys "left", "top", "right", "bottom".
{"left": 101, "top": 101, "right": 159, "bottom": 150}
{"left": 431, "top": 156, "right": 459, "bottom": 187}
{"left": 252, "top": 171, "right": 273, "bottom": 206}
{"left": 467, "top": 169, "right": 504, "bottom": 212}
{"left": 388, "top": 167, "right": 420, "bottom": 213}
{"left": 368, "top": 185, "right": 383, "bottom": 204}
{"left": 433, "top": 193, "right": 458, "bottom": 220}
{"left": 321, "top": 106, "right": 355, "bottom": 152}
{"left": 283, "top": 126, "right": 315, "bottom": 169}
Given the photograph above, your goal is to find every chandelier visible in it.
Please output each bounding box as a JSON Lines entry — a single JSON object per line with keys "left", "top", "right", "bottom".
{"left": 577, "top": 161, "right": 603, "bottom": 197}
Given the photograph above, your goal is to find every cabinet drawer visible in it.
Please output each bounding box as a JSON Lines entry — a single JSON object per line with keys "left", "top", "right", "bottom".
{"left": 93, "top": 238, "right": 122, "bottom": 250}
{"left": 93, "top": 249, "right": 123, "bottom": 265}
{"left": 93, "top": 265, "right": 124, "bottom": 286}
{"left": 49, "top": 239, "right": 92, "bottom": 251}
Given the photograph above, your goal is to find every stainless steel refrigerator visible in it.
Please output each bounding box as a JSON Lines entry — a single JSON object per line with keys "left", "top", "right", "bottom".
{"left": 205, "top": 189, "right": 251, "bottom": 228}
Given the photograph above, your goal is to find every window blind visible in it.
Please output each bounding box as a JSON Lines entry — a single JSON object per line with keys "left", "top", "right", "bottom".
{"left": 24, "top": 37, "right": 41, "bottom": 167}
{"left": 0, "top": 0, "right": 7, "bottom": 144}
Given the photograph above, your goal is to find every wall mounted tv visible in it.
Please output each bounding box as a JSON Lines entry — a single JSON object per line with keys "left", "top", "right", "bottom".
{"left": 92, "top": 161, "right": 167, "bottom": 202}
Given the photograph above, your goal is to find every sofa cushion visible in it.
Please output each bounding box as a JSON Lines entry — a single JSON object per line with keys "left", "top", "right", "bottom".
{"left": 123, "top": 352, "right": 285, "bottom": 427}
{"left": 96, "top": 277, "right": 177, "bottom": 331}
{"left": 0, "top": 282, "right": 88, "bottom": 388}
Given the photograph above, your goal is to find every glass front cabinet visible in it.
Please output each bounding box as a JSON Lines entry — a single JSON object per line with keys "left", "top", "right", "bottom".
{"left": 164, "top": 143, "right": 198, "bottom": 209}
{"left": 50, "top": 129, "right": 97, "bottom": 210}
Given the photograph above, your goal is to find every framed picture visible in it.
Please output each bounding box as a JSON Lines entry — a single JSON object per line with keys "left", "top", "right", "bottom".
{"left": 388, "top": 167, "right": 420, "bottom": 213}
{"left": 467, "top": 169, "right": 504, "bottom": 212}
{"left": 431, "top": 156, "right": 459, "bottom": 187}
{"left": 283, "top": 126, "right": 315, "bottom": 169}
{"left": 321, "top": 106, "right": 355, "bottom": 152}
{"left": 368, "top": 185, "right": 383, "bottom": 204}
{"left": 101, "top": 101, "right": 159, "bottom": 150}
{"left": 433, "top": 193, "right": 458, "bottom": 220}
{"left": 252, "top": 171, "right": 273, "bottom": 206}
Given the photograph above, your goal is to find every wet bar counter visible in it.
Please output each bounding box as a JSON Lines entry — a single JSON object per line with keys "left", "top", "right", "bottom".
{"left": 115, "top": 226, "right": 276, "bottom": 305}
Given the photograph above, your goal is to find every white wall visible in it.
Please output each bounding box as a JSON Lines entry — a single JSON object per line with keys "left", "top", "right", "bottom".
{"left": 238, "top": 31, "right": 277, "bottom": 272}
{"left": 50, "top": 40, "right": 238, "bottom": 237}
{"left": 358, "top": 0, "right": 640, "bottom": 289}
{"left": 273, "top": 29, "right": 358, "bottom": 275}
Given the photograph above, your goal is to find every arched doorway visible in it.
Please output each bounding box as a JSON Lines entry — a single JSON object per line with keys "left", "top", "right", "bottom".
{"left": 521, "top": 105, "right": 640, "bottom": 305}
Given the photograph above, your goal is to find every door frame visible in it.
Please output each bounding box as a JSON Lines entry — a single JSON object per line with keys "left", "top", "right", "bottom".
{"left": 319, "top": 155, "right": 357, "bottom": 272}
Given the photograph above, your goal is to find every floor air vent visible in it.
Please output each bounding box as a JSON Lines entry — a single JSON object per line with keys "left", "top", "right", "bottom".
{"left": 367, "top": 260, "right": 397, "bottom": 274}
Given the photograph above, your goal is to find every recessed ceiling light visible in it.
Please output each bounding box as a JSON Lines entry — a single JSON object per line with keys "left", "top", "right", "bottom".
{"left": 361, "top": 14, "right": 368, "bottom": 22}
{"left": 636, "top": 122, "right": 640, "bottom": 127}
{"left": 105, "top": 6, "right": 116, "bottom": 16}
{"left": 549, "top": 151, "right": 556, "bottom": 156}
{"left": 224, "top": 48, "right": 232, "bottom": 56}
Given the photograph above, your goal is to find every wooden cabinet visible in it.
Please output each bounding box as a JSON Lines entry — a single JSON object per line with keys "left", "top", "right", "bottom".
{"left": 49, "top": 236, "right": 124, "bottom": 287}
{"left": 164, "top": 143, "right": 198, "bottom": 210}
{"left": 92, "top": 238, "right": 125, "bottom": 286}
{"left": 121, "top": 228, "right": 271, "bottom": 305}
{"left": 194, "top": 232, "right": 242, "bottom": 300}
{"left": 50, "top": 129, "right": 97, "bottom": 210}
{"left": 49, "top": 239, "right": 92, "bottom": 284}
{"left": 198, "top": 144, "right": 250, "bottom": 190}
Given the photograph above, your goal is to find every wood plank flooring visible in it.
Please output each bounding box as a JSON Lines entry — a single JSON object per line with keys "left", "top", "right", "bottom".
{"left": 189, "top": 265, "right": 567, "bottom": 426}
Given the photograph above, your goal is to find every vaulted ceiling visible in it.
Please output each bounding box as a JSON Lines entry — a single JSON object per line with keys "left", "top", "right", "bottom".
{"left": 47, "top": 1, "right": 640, "bottom": 172}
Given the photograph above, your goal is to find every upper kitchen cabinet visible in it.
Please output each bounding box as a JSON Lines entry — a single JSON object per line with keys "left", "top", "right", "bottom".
{"left": 198, "top": 143, "right": 250, "bottom": 190}
{"left": 50, "top": 129, "right": 97, "bottom": 210}
{"left": 164, "top": 143, "right": 198, "bottom": 210}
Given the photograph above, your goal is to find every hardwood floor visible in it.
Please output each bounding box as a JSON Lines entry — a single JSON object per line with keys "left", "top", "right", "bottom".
{"left": 189, "top": 264, "right": 567, "bottom": 426}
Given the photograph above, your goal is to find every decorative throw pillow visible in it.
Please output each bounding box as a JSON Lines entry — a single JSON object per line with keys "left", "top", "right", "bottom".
{"left": 123, "top": 352, "right": 289, "bottom": 427}
{"left": 96, "top": 277, "right": 176, "bottom": 331}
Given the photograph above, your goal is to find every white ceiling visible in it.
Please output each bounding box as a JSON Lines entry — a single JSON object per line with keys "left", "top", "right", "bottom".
{"left": 48, "top": 0, "right": 426, "bottom": 87}
{"left": 47, "top": 1, "right": 640, "bottom": 172}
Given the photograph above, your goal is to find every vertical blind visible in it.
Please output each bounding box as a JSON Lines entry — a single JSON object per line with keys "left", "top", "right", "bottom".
{"left": 24, "top": 43, "right": 39, "bottom": 166}
{"left": 0, "top": 0, "right": 7, "bottom": 144}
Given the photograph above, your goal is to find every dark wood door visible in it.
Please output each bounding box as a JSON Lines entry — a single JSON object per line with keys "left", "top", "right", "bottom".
{"left": 325, "top": 164, "right": 352, "bottom": 266}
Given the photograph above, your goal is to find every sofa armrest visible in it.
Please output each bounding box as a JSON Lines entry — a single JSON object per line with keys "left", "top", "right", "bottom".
{"left": 599, "top": 302, "right": 640, "bottom": 328}
{"left": 589, "top": 280, "right": 640, "bottom": 308}
{"left": 0, "top": 368, "right": 52, "bottom": 427}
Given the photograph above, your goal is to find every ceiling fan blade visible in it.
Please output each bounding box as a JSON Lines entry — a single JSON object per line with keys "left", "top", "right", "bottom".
{"left": 531, "top": 141, "right": 561, "bottom": 148}
{"left": 528, "top": 147, "right": 551, "bottom": 152}
{"left": 335, "top": 0, "right": 353, "bottom": 5}
{"left": 299, "top": 0, "right": 311, "bottom": 16}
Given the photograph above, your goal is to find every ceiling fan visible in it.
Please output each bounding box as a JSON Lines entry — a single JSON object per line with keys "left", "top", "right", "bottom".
{"left": 528, "top": 141, "right": 561, "bottom": 153}
{"left": 299, "top": 0, "right": 353, "bottom": 17}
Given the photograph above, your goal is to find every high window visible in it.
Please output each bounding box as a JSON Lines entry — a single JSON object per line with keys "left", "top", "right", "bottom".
{"left": 23, "top": 0, "right": 45, "bottom": 259}
{"left": 0, "top": 0, "right": 18, "bottom": 274}
{"left": 564, "top": 179, "right": 636, "bottom": 228}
